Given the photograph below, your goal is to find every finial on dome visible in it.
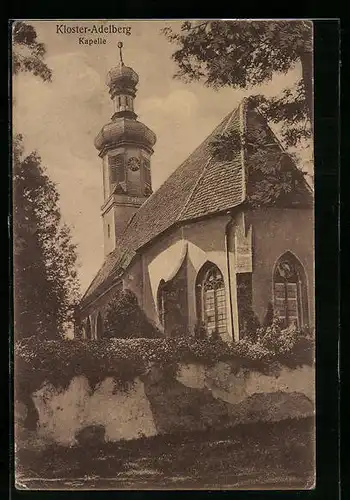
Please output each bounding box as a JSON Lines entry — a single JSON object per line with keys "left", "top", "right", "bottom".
{"left": 117, "top": 42, "right": 124, "bottom": 66}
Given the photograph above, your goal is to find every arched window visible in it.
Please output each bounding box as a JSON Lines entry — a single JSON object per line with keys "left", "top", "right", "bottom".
{"left": 96, "top": 313, "right": 104, "bottom": 340}
{"left": 196, "top": 263, "right": 227, "bottom": 337}
{"left": 273, "top": 252, "right": 309, "bottom": 328}
{"left": 85, "top": 317, "right": 92, "bottom": 340}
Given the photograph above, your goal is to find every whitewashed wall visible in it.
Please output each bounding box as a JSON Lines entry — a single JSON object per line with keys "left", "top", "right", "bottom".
{"left": 32, "top": 376, "right": 157, "bottom": 446}
{"left": 19, "top": 362, "right": 315, "bottom": 448}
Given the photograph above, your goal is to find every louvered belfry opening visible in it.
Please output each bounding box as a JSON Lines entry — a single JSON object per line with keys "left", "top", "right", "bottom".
{"left": 109, "top": 154, "right": 125, "bottom": 185}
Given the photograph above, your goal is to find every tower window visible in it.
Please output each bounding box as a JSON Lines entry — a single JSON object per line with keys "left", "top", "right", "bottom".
{"left": 107, "top": 224, "right": 110, "bottom": 238}
{"left": 109, "top": 155, "right": 125, "bottom": 184}
{"left": 144, "top": 159, "right": 151, "bottom": 191}
{"left": 118, "top": 96, "right": 121, "bottom": 108}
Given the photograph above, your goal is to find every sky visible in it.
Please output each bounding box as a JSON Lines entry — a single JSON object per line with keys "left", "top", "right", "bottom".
{"left": 13, "top": 20, "right": 313, "bottom": 294}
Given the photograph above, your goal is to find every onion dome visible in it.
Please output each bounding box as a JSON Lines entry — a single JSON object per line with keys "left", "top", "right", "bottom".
{"left": 94, "top": 118, "right": 156, "bottom": 152}
{"left": 95, "top": 43, "right": 157, "bottom": 153}
{"left": 106, "top": 65, "right": 139, "bottom": 98}
{"left": 106, "top": 42, "right": 139, "bottom": 98}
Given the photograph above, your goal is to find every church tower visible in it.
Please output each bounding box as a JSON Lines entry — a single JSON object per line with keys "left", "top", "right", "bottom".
{"left": 95, "top": 43, "right": 157, "bottom": 256}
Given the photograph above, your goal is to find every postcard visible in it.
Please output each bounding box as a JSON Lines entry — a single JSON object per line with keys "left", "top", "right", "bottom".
{"left": 12, "top": 19, "right": 315, "bottom": 490}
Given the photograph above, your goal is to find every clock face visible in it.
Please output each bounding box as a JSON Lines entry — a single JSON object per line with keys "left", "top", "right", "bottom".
{"left": 127, "top": 157, "right": 141, "bottom": 172}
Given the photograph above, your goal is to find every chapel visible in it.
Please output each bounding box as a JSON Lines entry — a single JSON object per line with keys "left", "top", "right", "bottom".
{"left": 78, "top": 46, "right": 314, "bottom": 342}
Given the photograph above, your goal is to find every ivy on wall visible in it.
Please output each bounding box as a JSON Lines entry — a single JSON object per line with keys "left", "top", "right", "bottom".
{"left": 15, "top": 321, "right": 314, "bottom": 408}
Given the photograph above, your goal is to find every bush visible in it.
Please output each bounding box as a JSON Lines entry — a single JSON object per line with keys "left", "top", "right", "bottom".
{"left": 104, "top": 289, "right": 162, "bottom": 339}
{"left": 263, "top": 301, "right": 274, "bottom": 327}
{"left": 194, "top": 321, "right": 206, "bottom": 340}
{"left": 235, "top": 317, "right": 315, "bottom": 370}
{"left": 169, "top": 325, "right": 185, "bottom": 338}
{"left": 239, "top": 308, "right": 261, "bottom": 341}
{"left": 14, "top": 321, "right": 314, "bottom": 411}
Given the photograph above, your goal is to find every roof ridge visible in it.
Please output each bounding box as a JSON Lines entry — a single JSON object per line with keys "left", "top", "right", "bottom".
{"left": 239, "top": 98, "right": 247, "bottom": 202}
{"left": 177, "top": 157, "right": 212, "bottom": 221}
{"left": 222, "top": 106, "right": 240, "bottom": 135}
{"left": 251, "top": 104, "right": 314, "bottom": 196}
{"left": 150, "top": 108, "right": 234, "bottom": 189}
{"left": 178, "top": 107, "right": 241, "bottom": 221}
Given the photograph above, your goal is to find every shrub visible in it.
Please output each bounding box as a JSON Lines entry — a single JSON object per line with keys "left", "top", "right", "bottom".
{"left": 263, "top": 301, "right": 274, "bottom": 327}
{"left": 169, "top": 325, "right": 185, "bottom": 338}
{"left": 194, "top": 321, "right": 206, "bottom": 340}
{"left": 235, "top": 316, "right": 315, "bottom": 371}
{"left": 239, "top": 308, "right": 261, "bottom": 341}
{"left": 104, "top": 289, "right": 162, "bottom": 339}
{"left": 14, "top": 321, "right": 314, "bottom": 413}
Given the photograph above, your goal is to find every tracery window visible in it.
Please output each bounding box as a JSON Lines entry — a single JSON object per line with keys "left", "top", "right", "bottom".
{"left": 273, "top": 252, "right": 309, "bottom": 328}
{"left": 196, "top": 263, "right": 227, "bottom": 337}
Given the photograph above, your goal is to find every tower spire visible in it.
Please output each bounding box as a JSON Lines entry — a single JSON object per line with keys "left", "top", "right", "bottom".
{"left": 117, "top": 41, "right": 124, "bottom": 66}
{"left": 96, "top": 51, "right": 157, "bottom": 255}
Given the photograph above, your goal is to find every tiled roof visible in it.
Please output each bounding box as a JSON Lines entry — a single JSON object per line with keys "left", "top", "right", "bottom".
{"left": 81, "top": 98, "right": 312, "bottom": 307}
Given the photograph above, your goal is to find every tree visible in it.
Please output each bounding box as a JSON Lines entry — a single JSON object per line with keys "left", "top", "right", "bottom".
{"left": 12, "top": 21, "right": 52, "bottom": 82}
{"left": 13, "top": 22, "right": 80, "bottom": 339}
{"left": 209, "top": 100, "right": 312, "bottom": 207}
{"left": 13, "top": 136, "right": 80, "bottom": 339}
{"left": 104, "top": 290, "right": 161, "bottom": 339}
{"left": 162, "top": 20, "right": 313, "bottom": 147}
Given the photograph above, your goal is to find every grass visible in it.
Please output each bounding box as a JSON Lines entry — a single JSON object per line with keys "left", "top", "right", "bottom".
{"left": 15, "top": 417, "right": 315, "bottom": 490}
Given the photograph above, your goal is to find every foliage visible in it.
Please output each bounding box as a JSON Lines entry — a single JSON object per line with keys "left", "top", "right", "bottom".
{"left": 162, "top": 20, "right": 313, "bottom": 147}
{"left": 239, "top": 307, "right": 261, "bottom": 341}
{"left": 13, "top": 136, "right": 80, "bottom": 339}
{"left": 263, "top": 302, "right": 274, "bottom": 327}
{"left": 12, "top": 21, "right": 52, "bottom": 82}
{"left": 194, "top": 321, "right": 207, "bottom": 340}
{"left": 104, "top": 290, "right": 162, "bottom": 339}
{"left": 237, "top": 317, "right": 315, "bottom": 369}
{"left": 13, "top": 23, "right": 79, "bottom": 340}
{"left": 15, "top": 338, "right": 146, "bottom": 397}
{"left": 169, "top": 325, "right": 186, "bottom": 338}
{"left": 209, "top": 100, "right": 311, "bottom": 207}
{"left": 15, "top": 322, "right": 314, "bottom": 406}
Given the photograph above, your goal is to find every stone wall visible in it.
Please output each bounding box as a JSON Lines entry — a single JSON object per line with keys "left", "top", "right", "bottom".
{"left": 16, "top": 361, "right": 315, "bottom": 449}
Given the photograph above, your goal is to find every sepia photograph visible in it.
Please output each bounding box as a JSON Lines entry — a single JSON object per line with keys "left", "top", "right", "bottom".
{"left": 12, "top": 19, "right": 315, "bottom": 490}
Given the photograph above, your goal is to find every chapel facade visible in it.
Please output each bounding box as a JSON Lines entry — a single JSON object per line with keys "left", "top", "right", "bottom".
{"left": 79, "top": 48, "right": 314, "bottom": 342}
